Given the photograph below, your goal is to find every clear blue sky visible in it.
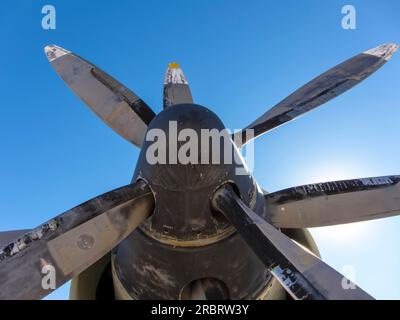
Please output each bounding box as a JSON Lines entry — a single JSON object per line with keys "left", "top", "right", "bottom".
{"left": 0, "top": 0, "right": 399, "bottom": 299}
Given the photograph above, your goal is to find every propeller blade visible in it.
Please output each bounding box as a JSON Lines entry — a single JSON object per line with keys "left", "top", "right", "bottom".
{"left": 0, "top": 180, "right": 154, "bottom": 300}
{"left": 44, "top": 45, "right": 156, "bottom": 147}
{"left": 212, "top": 185, "right": 374, "bottom": 300}
{"left": 266, "top": 175, "right": 400, "bottom": 228}
{"left": 234, "top": 43, "right": 398, "bottom": 146}
{"left": 0, "top": 230, "right": 30, "bottom": 247}
{"left": 163, "top": 62, "right": 193, "bottom": 108}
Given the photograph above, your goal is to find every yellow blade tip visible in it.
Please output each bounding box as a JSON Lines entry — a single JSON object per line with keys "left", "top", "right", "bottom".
{"left": 168, "top": 62, "right": 180, "bottom": 69}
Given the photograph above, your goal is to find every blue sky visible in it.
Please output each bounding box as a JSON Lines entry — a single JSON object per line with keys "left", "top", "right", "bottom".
{"left": 0, "top": 0, "right": 399, "bottom": 299}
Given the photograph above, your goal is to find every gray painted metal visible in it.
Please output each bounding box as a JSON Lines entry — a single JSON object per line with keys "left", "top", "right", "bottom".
{"left": 266, "top": 175, "right": 400, "bottom": 228}
{"left": 45, "top": 45, "right": 155, "bottom": 147}
{"left": 113, "top": 228, "right": 273, "bottom": 299}
{"left": 163, "top": 63, "right": 193, "bottom": 108}
{"left": 112, "top": 104, "right": 275, "bottom": 299}
{"left": 212, "top": 185, "right": 374, "bottom": 300}
{"left": 0, "top": 181, "right": 154, "bottom": 300}
{"left": 234, "top": 43, "right": 398, "bottom": 146}
{"left": 133, "top": 104, "right": 265, "bottom": 242}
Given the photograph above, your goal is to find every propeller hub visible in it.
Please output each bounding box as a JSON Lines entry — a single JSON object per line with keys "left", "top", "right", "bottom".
{"left": 132, "top": 103, "right": 265, "bottom": 243}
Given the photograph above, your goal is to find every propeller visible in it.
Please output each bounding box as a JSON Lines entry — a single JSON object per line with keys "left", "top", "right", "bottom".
{"left": 163, "top": 62, "right": 193, "bottom": 108}
{"left": 44, "top": 45, "right": 156, "bottom": 147}
{"left": 5, "top": 43, "right": 396, "bottom": 300}
{"left": 233, "top": 43, "right": 399, "bottom": 147}
{"left": 211, "top": 184, "right": 374, "bottom": 300}
{"left": 265, "top": 175, "right": 400, "bottom": 228}
{"left": 0, "top": 180, "right": 154, "bottom": 300}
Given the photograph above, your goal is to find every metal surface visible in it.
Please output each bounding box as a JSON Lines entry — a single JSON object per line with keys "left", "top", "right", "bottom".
{"left": 0, "top": 230, "right": 30, "bottom": 248}
{"left": 133, "top": 104, "right": 265, "bottom": 242}
{"left": 211, "top": 184, "right": 374, "bottom": 300}
{"left": 163, "top": 62, "right": 193, "bottom": 108}
{"left": 234, "top": 43, "right": 399, "bottom": 146}
{"left": 0, "top": 180, "right": 154, "bottom": 299}
{"left": 110, "top": 103, "right": 276, "bottom": 300}
{"left": 45, "top": 45, "right": 155, "bottom": 147}
{"left": 2, "top": 42, "right": 398, "bottom": 300}
{"left": 112, "top": 228, "right": 274, "bottom": 299}
{"left": 69, "top": 253, "right": 112, "bottom": 300}
{"left": 266, "top": 175, "right": 400, "bottom": 228}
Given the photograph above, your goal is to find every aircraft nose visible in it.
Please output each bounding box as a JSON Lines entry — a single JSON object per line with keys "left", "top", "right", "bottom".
{"left": 163, "top": 62, "right": 193, "bottom": 108}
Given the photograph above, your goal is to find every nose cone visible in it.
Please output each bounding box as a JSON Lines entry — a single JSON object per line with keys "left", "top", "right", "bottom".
{"left": 132, "top": 104, "right": 264, "bottom": 243}
{"left": 163, "top": 62, "right": 193, "bottom": 108}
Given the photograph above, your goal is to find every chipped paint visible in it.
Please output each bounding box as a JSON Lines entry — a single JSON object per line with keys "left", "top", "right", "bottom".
{"left": 0, "top": 218, "right": 60, "bottom": 261}
{"left": 162, "top": 63, "right": 193, "bottom": 108}
{"left": 212, "top": 184, "right": 374, "bottom": 300}
{"left": 44, "top": 45, "right": 70, "bottom": 62}
{"left": 266, "top": 175, "right": 400, "bottom": 205}
{"left": 271, "top": 265, "right": 311, "bottom": 300}
{"left": 164, "top": 62, "right": 189, "bottom": 85}
{"left": 364, "top": 43, "right": 399, "bottom": 61}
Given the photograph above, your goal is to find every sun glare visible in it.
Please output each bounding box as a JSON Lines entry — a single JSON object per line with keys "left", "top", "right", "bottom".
{"left": 309, "top": 221, "right": 375, "bottom": 247}
{"left": 303, "top": 160, "right": 381, "bottom": 247}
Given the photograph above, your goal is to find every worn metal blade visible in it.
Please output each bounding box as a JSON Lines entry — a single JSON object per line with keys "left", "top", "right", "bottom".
{"left": 45, "top": 45, "right": 156, "bottom": 147}
{"left": 212, "top": 185, "right": 374, "bottom": 300}
{"left": 234, "top": 43, "right": 398, "bottom": 146}
{"left": 0, "top": 230, "right": 30, "bottom": 248}
{"left": 0, "top": 180, "right": 154, "bottom": 300}
{"left": 266, "top": 175, "right": 400, "bottom": 228}
{"left": 163, "top": 62, "right": 193, "bottom": 108}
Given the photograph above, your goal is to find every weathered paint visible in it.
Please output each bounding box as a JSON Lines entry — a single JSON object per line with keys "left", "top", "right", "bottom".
{"left": 364, "top": 43, "right": 399, "bottom": 60}
{"left": 163, "top": 63, "right": 193, "bottom": 108}
{"left": 3, "top": 43, "right": 399, "bottom": 301}
{"left": 265, "top": 175, "right": 400, "bottom": 228}
{"left": 0, "top": 219, "right": 59, "bottom": 261}
{"left": 0, "top": 181, "right": 154, "bottom": 300}
{"left": 266, "top": 175, "right": 400, "bottom": 205}
{"left": 132, "top": 104, "right": 264, "bottom": 242}
{"left": 111, "top": 103, "right": 273, "bottom": 299}
{"left": 211, "top": 184, "right": 374, "bottom": 300}
{"left": 44, "top": 45, "right": 155, "bottom": 147}
{"left": 112, "top": 227, "right": 274, "bottom": 299}
{"left": 164, "top": 62, "right": 189, "bottom": 85}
